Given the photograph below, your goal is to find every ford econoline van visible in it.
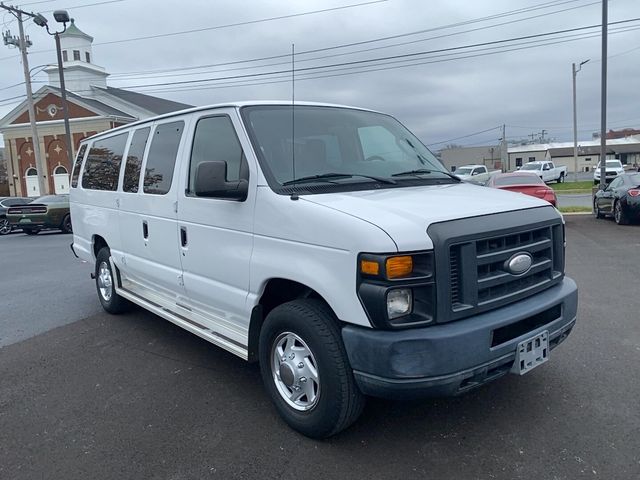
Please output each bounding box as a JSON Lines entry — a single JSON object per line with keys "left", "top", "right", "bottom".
{"left": 70, "top": 102, "right": 577, "bottom": 438}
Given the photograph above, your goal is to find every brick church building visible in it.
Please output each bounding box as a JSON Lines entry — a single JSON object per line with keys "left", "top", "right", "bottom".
{"left": 0, "top": 20, "right": 191, "bottom": 197}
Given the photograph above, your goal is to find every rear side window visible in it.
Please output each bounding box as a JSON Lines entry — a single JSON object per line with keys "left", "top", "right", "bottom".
{"left": 70, "top": 144, "right": 87, "bottom": 188}
{"left": 82, "top": 133, "right": 129, "bottom": 191}
{"left": 122, "top": 127, "right": 150, "bottom": 193}
{"left": 143, "top": 121, "right": 184, "bottom": 195}
{"left": 188, "top": 116, "right": 244, "bottom": 194}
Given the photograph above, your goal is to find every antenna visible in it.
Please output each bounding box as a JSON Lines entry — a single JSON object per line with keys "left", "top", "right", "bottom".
{"left": 290, "top": 42, "right": 298, "bottom": 200}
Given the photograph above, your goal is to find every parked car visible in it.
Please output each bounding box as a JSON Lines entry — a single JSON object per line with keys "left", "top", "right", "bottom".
{"left": 593, "top": 172, "right": 640, "bottom": 224}
{"left": 593, "top": 159, "right": 624, "bottom": 185}
{"left": 453, "top": 164, "right": 500, "bottom": 184}
{"left": 486, "top": 172, "right": 558, "bottom": 207}
{"left": 519, "top": 161, "right": 567, "bottom": 183}
{"left": 71, "top": 102, "right": 577, "bottom": 438}
{"left": 0, "top": 196, "right": 32, "bottom": 235}
{"left": 6, "top": 194, "right": 72, "bottom": 234}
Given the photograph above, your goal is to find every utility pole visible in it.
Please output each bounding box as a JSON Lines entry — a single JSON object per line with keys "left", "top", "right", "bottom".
{"left": 572, "top": 59, "right": 590, "bottom": 182}
{"left": 500, "top": 124, "right": 508, "bottom": 172}
{"left": 1, "top": 3, "right": 48, "bottom": 195}
{"left": 599, "top": 0, "right": 608, "bottom": 190}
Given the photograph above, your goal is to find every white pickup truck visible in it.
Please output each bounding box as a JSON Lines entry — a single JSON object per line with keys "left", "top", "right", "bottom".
{"left": 453, "top": 164, "right": 500, "bottom": 184}
{"left": 519, "top": 161, "right": 567, "bottom": 183}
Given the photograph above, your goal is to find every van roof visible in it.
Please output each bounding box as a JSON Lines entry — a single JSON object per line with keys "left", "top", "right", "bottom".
{"left": 79, "top": 101, "right": 380, "bottom": 144}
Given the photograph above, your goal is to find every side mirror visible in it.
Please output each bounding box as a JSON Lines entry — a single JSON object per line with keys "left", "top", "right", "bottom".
{"left": 451, "top": 166, "right": 456, "bottom": 172}
{"left": 195, "top": 161, "right": 248, "bottom": 201}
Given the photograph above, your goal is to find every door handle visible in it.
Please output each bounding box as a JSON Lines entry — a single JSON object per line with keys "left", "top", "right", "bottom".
{"left": 180, "top": 226, "right": 188, "bottom": 247}
{"left": 142, "top": 221, "right": 148, "bottom": 239}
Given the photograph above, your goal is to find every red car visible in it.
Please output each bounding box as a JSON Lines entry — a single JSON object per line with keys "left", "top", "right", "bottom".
{"left": 486, "top": 172, "right": 558, "bottom": 207}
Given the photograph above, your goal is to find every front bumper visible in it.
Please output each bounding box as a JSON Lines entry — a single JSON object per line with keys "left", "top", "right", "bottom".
{"left": 342, "top": 277, "right": 577, "bottom": 399}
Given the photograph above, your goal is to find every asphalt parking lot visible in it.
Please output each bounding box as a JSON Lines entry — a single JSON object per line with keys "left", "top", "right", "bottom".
{"left": 0, "top": 216, "right": 638, "bottom": 479}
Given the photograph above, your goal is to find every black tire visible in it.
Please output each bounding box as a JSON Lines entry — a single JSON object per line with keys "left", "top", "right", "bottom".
{"left": 23, "top": 228, "right": 40, "bottom": 235}
{"left": 594, "top": 200, "right": 604, "bottom": 219}
{"left": 557, "top": 173, "right": 565, "bottom": 184}
{"left": 95, "top": 247, "right": 131, "bottom": 314}
{"left": 259, "top": 299, "right": 365, "bottom": 438}
{"left": 61, "top": 214, "right": 72, "bottom": 234}
{"left": 0, "top": 217, "right": 11, "bottom": 236}
{"left": 613, "top": 200, "right": 629, "bottom": 225}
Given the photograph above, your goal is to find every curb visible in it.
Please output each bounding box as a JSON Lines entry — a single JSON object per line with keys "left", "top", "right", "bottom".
{"left": 559, "top": 212, "right": 593, "bottom": 216}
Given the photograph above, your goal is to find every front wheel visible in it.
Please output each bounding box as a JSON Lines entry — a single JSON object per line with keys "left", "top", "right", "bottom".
{"left": 95, "top": 247, "right": 131, "bottom": 314}
{"left": 594, "top": 200, "right": 604, "bottom": 219}
{"left": 557, "top": 173, "right": 565, "bottom": 183}
{"left": 0, "top": 217, "right": 11, "bottom": 235}
{"left": 614, "top": 201, "right": 629, "bottom": 225}
{"left": 61, "top": 214, "right": 72, "bottom": 234}
{"left": 259, "top": 299, "right": 365, "bottom": 438}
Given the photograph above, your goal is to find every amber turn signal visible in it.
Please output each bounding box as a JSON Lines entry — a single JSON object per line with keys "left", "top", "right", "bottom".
{"left": 360, "top": 259, "right": 380, "bottom": 276}
{"left": 386, "top": 256, "right": 413, "bottom": 278}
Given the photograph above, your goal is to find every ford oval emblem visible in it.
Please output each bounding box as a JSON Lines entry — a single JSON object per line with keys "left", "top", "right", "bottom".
{"left": 505, "top": 253, "right": 533, "bottom": 275}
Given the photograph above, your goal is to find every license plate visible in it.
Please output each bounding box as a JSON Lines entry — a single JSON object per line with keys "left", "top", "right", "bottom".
{"left": 19, "top": 218, "right": 32, "bottom": 224}
{"left": 511, "top": 330, "right": 549, "bottom": 375}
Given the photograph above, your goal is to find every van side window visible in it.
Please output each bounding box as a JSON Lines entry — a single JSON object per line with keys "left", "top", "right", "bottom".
{"left": 82, "top": 133, "right": 128, "bottom": 191}
{"left": 70, "top": 144, "right": 87, "bottom": 188}
{"left": 143, "top": 121, "right": 184, "bottom": 195}
{"left": 122, "top": 127, "right": 150, "bottom": 193}
{"left": 188, "top": 116, "right": 245, "bottom": 194}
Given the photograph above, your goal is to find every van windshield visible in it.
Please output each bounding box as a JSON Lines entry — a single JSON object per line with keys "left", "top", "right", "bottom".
{"left": 241, "top": 105, "right": 453, "bottom": 193}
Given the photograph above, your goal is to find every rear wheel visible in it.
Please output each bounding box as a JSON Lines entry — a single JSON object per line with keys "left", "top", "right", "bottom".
{"left": 259, "top": 299, "right": 365, "bottom": 438}
{"left": 613, "top": 200, "right": 629, "bottom": 225}
{"left": 0, "top": 218, "right": 11, "bottom": 235}
{"left": 61, "top": 214, "right": 72, "bottom": 234}
{"left": 95, "top": 247, "right": 131, "bottom": 314}
{"left": 23, "top": 228, "right": 40, "bottom": 235}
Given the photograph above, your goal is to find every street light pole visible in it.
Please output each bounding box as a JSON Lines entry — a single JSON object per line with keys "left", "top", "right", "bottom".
{"left": 572, "top": 59, "right": 589, "bottom": 182}
{"left": 53, "top": 30, "right": 73, "bottom": 166}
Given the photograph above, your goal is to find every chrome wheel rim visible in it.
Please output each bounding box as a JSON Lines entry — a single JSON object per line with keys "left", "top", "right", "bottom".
{"left": 271, "top": 331, "right": 320, "bottom": 411}
{"left": 0, "top": 218, "right": 10, "bottom": 235}
{"left": 97, "top": 261, "right": 113, "bottom": 302}
{"left": 614, "top": 202, "right": 621, "bottom": 223}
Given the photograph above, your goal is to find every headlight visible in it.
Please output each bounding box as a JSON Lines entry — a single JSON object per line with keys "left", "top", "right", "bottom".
{"left": 387, "top": 288, "right": 412, "bottom": 319}
{"left": 357, "top": 251, "right": 435, "bottom": 329}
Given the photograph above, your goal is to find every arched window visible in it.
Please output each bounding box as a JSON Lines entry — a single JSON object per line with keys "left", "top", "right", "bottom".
{"left": 25, "top": 167, "right": 37, "bottom": 176}
{"left": 54, "top": 165, "right": 68, "bottom": 175}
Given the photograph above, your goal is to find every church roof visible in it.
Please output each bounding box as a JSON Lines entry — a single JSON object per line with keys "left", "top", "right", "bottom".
{"left": 93, "top": 86, "right": 193, "bottom": 115}
{"left": 60, "top": 19, "right": 93, "bottom": 42}
{"left": 46, "top": 86, "right": 134, "bottom": 118}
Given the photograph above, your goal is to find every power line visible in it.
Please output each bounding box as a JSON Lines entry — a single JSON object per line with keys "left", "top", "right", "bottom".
{"left": 427, "top": 127, "right": 502, "bottom": 147}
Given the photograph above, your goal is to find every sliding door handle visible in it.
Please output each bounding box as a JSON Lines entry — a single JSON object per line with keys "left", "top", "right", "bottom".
{"left": 142, "top": 221, "right": 148, "bottom": 239}
{"left": 180, "top": 226, "right": 188, "bottom": 247}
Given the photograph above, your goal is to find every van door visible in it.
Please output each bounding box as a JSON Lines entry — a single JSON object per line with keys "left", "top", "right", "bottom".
{"left": 176, "top": 111, "right": 254, "bottom": 345}
{"left": 118, "top": 120, "right": 188, "bottom": 304}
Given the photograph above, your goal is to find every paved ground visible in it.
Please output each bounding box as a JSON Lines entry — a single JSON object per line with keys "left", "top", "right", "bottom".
{"left": 0, "top": 217, "right": 638, "bottom": 479}
{"left": 0, "top": 230, "right": 100, "bottom": 347}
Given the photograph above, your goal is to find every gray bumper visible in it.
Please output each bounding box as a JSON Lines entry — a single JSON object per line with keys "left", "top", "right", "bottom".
{"left": 342, "top": 277, "right": 578, "bottom": 399}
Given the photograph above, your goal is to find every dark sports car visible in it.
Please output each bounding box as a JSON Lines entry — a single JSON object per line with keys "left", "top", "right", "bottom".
{"left": 6, "top": 194, "right": 72, "bottom": 234}
{"left": 594, "top": 172, "right": 640, "bottom": 225}
{"left": 0, "top": 196, "right": 32, "bottom": 235}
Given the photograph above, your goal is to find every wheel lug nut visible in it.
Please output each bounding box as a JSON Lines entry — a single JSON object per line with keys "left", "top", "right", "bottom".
{"left": 297, "top": 362, "right": 304, "bottom": 368}
{"left": 289, "top": 353, "right": 295, "bottom": 359}
{"left": 300, "top": 377, "right": 307, "bottom": 383}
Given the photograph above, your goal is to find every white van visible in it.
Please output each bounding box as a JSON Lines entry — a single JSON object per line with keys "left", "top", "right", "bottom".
{"left": 70, "top": 102, "right": 577, "bottom": 438}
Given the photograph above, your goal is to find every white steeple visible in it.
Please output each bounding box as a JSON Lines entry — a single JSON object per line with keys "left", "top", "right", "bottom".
{"left": 44, "top": 19, "right": 109, "bottom": 96}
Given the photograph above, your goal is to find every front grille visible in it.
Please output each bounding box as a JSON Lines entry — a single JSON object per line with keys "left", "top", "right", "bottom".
{"left": 427, "top": 208, "right": 564, "bottom": 323}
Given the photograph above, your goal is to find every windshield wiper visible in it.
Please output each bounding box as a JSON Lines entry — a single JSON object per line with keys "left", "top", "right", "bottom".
{"left": 391, "top": 169, "right": 461, "bottom": 181}
{"left": 283, "top": 172, "right": 396, "bottom": 186}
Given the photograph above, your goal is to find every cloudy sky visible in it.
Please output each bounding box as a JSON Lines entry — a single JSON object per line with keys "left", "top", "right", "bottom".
{"left": 1, "top": 0, "right": 639, "bottom": 148}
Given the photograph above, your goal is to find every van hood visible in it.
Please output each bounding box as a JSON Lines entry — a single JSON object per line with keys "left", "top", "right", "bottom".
{"left": 301, "top": 183, "right": 553, "bottom": 251}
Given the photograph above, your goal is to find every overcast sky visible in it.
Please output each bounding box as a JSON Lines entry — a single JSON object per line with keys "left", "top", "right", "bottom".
{"left": 1, "top": 0, "right": 639, "bottom": 149}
